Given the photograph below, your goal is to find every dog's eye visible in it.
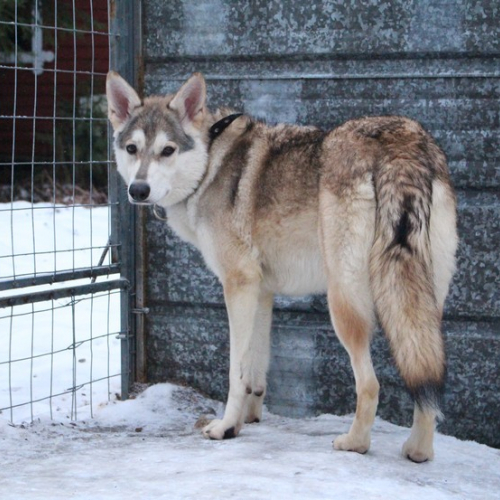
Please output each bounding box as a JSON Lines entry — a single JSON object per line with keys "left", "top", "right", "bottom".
{"left": 161, "top": 146, "right": 176, "bottom": 157}
{"left": 126, "top": 144, "right": 137, "bottom": 155}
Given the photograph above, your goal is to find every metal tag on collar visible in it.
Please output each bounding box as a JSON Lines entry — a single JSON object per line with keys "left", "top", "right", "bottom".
{"left": 153, "top": 204, "right": 168, "bottom": 221}
{"left": 209, "top": 113, "right": 243, "bottom": 142}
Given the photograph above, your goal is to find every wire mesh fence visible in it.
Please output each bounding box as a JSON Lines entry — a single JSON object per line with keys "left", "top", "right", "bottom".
{"left": 0, "top": 291, "right": 121, "bottom": 422}
{"left": 0, "top": 0, "right": 128, "bottom": 423}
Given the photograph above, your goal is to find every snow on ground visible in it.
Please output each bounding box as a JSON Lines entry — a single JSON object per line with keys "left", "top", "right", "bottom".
{"left": 0, "top": 201, "right": 113, "bottom": 282}
{"left": 1, "top": 383, "right": 499, "bottom": 500}
{"left": 0, "top": 202, "right": 121, "bottom": 423}
{"left": 1, "top": 202, "right": 499, "bottom": 499}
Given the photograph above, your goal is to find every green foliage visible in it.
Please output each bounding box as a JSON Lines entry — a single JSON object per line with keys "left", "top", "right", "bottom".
{"left": 0, "top": 1, "right": 100, "bottom": 55}
{"left": 0, "top": 0, "right": 33, "bottom": 54}
{"left": 41, "top": 91, "right": 110, "bottom": 194}
{"left": 56, "top": 93, "right": 109, "bottom": 164}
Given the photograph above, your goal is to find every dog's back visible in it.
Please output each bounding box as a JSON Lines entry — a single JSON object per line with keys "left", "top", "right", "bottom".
{"left": 196, "top": 114, "right": 456, "bottom": 313}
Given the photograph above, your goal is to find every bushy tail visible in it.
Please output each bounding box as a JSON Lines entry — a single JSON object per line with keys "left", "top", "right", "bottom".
{"left": 370, "top": 158, "right": 445, "bottom": 413}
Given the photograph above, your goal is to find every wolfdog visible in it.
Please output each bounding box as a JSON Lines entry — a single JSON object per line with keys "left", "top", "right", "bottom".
{"left": 107, "top": 71, "right": 457, "bottom": 462}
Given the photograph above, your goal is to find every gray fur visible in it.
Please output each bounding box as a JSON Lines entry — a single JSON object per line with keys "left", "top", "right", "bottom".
{"left": 117, "top": 100, "right": 195, "bottom": 153}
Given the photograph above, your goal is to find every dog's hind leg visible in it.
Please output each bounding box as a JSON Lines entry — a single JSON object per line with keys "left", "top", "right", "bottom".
{"left": 329, "top": 292, "right": 378, "bottom": 454}
{"left": 245, "top": 289, "right": 273, "bottom": 424}
{"left": 319, "top": 185, "right": 379, "bottom": 454}
{"left": 203, "top": 263, "right": 266, "bottom": 440}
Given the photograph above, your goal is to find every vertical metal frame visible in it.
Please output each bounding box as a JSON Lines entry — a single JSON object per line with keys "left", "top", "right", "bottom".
{"left": 108, "top": 0, "right": 145, "bottom": 399}
{"left": 1, "top": 1, "right": 125, "bottom": 421}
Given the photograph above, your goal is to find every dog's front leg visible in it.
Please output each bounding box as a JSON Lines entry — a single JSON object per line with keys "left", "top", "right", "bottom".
{"left": 203, "top": 270, "right": 265, "bottom": 440}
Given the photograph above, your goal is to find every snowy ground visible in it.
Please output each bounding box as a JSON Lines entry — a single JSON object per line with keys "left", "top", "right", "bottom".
{"left": 1, "top": 383, "right": 499, "bottom": 500}
{"left": 1, "top": 202, "right": 499, "bottom": 499}
{"left": 0, "top": 202, "right": 121, "bottom": 423}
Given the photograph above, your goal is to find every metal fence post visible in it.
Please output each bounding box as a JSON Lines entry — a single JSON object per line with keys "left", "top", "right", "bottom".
{"left": 109, "top": 0, "right": 144, "bottom": 400}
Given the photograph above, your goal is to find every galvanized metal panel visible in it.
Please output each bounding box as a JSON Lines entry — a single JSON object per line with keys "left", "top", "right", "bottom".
{"left": 145, "top": 0, "right": 500, "bottom": 57}
{"left": 141, "top": 0, "right": 500, "bottom": 447}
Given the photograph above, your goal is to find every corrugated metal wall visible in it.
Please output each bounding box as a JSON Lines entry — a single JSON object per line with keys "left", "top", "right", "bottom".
{"left": 141, "top": 0, "right": 500, "bottom": 447}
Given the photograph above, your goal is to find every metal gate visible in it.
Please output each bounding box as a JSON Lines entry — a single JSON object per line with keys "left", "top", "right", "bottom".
{"left": 0, "top": 0, "right": 141, "bottom": 423}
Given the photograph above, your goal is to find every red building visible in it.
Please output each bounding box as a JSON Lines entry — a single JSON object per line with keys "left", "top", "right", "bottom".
{"left": 0, "top": 1, "right": 110, "bottom": 199}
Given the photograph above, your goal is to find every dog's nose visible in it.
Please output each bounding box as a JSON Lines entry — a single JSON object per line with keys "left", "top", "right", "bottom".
{"left": 129, "top": 182, "right": 151, "bottom": 202}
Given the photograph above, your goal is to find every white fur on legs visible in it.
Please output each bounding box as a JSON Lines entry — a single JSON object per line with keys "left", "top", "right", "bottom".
{"left": 202, "top": 271, "right": 266, "bottom": 440}
{"left": 245, "top": 290, "right": 273, "bottom": 423}
{"left": 245, "top": 389, "right": 266, "bottom": 424}
{"left": 402, "top": 405, "right": 438, "bottom": 462}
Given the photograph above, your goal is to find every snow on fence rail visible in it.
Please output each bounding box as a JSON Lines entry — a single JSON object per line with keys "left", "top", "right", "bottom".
{"left": 0, "top": 1, "right": 125, "bottom": 423}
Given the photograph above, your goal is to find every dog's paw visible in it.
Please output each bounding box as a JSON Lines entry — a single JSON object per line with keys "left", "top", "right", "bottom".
{"left": 202, "top": 419, "right": 240, "bottom": 440}
{"left": 402, "top": 439, "right": 434, "bottom": 463}
{"left": 333, "top": 433, "right": 370, "bottom": 454}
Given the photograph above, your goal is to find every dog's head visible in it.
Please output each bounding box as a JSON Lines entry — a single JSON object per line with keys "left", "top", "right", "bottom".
{"left": 106, "top": 72, "right": 209, "bottom": 206}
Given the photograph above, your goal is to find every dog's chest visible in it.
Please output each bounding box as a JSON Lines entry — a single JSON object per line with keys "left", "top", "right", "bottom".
{"left": 167, "top": 203, "right": 199, "bottom": 247}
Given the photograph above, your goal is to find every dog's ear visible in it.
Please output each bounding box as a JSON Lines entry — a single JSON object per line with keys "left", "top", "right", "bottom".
{"left": 169, "top": 73, "right": 206, "bottom": 128}
{"left": 106, "top": 71, "right": 141, "bottom": 131}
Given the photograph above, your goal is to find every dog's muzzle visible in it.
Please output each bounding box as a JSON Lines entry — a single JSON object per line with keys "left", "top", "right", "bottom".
{"left": 129, "top": 181, "right": 151, "bottom": 203}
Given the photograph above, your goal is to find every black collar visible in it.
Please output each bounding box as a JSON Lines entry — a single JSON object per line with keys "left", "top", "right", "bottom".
{"left": 209, "top": 113, "right": 243, "bottom": 144}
